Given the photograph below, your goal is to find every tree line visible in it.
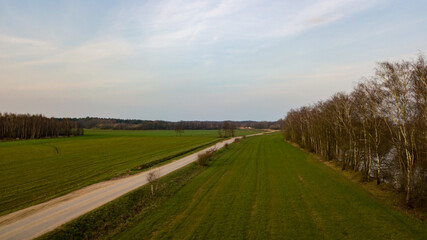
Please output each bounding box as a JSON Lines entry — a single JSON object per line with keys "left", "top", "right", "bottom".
{"left": 0, "top": 113, "right": 279, "bottom": 140}
{"left": 0, "top": 113, "right": 84, "bottom": 140}
{"left": 282, "top": 55, "right": 426, "bottom": 205}
{"left": 72, "top": 117, "right": 281, "bottom": 130}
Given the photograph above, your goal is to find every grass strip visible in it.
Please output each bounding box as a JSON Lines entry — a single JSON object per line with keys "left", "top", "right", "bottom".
{"left": 129, "top": 140, "right": 220, "bottom": 172}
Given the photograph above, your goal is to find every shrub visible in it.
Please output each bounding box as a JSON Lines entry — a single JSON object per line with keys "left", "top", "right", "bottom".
{"left": 197, "top": 148, "right": 216, "bottom": 166}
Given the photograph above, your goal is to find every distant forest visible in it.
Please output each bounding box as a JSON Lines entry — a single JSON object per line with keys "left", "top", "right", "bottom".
{"left": 71, "top": 117, "right": 281, "bottom": 130}
{"left": 0, "top": 113, "right": 84, "bottom": 140}
{"left": 282, "top": 55, "right": 426, "bottom": 205}
{"left": 0, "top": 113, "right": 280, "bottom": 140}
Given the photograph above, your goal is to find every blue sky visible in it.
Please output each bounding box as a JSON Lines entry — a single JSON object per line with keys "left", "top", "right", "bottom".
{"left": 0, "top": 0, "right": 426, "bottom": 121}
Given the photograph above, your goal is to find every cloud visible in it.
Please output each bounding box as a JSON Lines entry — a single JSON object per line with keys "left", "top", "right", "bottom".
{"left": 308, "top": 17, "right": 326, "bottom": 24}
{"left": 0, "top": 34, "right": 56, "bottom": 58}
{"left": 110, "top": 0, "right": 380, "bottom": 49}
{"left": 1, "top": 0, "right": 399, "bottom": 120}
{"left": 143, "top": 23, "right": 207, "bottom": 48}
{"left": 136, "top": 0, "right": 244, "bottom": 48}
{"left": 1, "top": 0, "right": 380, "bottom": 63}
{"left": 0, "top": 35, "right": 133, "bottom": 68}
{"left": 0, "top": 34, "right": 51, "bottom": 48}
{"left": 270, "top": 0, "right": 376, "bottom": 38}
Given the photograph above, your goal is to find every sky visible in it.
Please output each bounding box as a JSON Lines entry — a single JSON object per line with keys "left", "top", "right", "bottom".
{"left": 0, "top": 0, "right": 426, "bottom": 121}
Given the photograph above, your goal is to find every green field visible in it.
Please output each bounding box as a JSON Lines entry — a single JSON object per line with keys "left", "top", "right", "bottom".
{"left": 0, "top": 129, "right": 262, "bottom": 216}
{"left": 114, "top": 133, "right": 425, "bottom": 239}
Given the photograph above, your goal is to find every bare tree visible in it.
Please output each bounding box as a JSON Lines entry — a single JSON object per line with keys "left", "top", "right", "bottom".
{"left": 375, "top": 61, "right": 418, "bottom": 203}
{"left": 282, "top": 54, "right": 426, "bottom": 205}
{"left": 146, "top": 169, "right": 160, "bottom": 196}
{"left": 174, "top": 121, "right": 184, "bottom": 136}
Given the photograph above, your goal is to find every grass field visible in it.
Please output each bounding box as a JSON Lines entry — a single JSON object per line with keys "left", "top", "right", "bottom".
{"left": 0, "top": 129, "right": 262, "bottom": 216}
{"left": 113, "top": 133, "right": 426, "bottom": 239}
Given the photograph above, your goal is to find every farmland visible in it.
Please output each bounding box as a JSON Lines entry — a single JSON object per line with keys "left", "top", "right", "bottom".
{"left": 0, "top": 129, "right": 262, "bottom": 216}
{"left": 112, "top": 133, "right": 425, "bottom": 239}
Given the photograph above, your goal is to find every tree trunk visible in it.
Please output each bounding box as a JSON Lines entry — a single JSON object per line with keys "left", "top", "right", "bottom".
{"left": 376, "top": 152, "right": 381, "bottom": 185}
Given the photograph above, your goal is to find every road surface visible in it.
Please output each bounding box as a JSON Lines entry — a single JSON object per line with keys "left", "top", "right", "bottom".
{"left": 0, "top": 133, "right": 266, "bottom": 240}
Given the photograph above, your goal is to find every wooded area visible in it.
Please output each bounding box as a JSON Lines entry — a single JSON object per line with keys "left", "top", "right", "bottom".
{"left": 0, "top": 113, "right": 84, "bottom": 140}
{"left": 0, "top": 113, "right": 278, "bottom": 140}
{"left": 282, "top": 55, "right": 426, "bottom": 205}
{"left": 72, "top": 118, "right": 280, "bottom": 130}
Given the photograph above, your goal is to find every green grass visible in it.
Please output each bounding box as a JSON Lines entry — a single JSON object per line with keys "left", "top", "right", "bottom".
{"left": 38, "top": 160, "right": 208, "bottom": 240}
{"left": 0, "top": 129, "right": 263, "bottom": 216}
{"left": 38, "top": 139, "right": 242, "bottom": 240}
{"left": 113, "top": 133, "right": 426, "bottom": 240}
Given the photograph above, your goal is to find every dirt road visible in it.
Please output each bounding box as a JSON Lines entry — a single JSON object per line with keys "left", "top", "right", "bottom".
{"left": 0, "top": 133, "right": 265, "bottom": 240}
